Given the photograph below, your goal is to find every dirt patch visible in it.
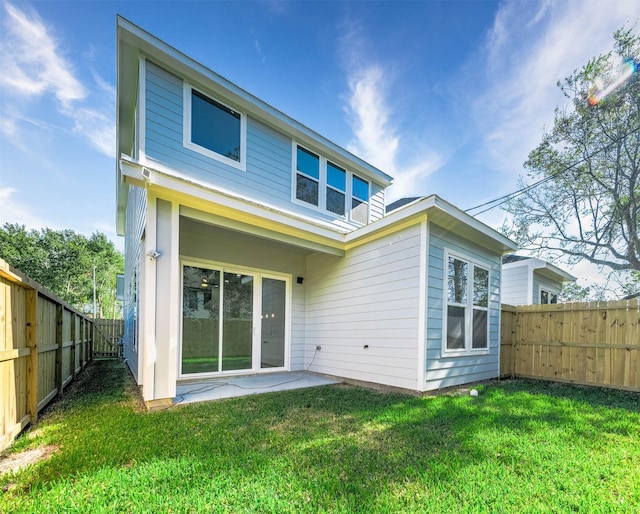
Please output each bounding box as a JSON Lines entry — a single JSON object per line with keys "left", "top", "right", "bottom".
{"left": 0, "top": 445, "right": 58, "bottom": 477}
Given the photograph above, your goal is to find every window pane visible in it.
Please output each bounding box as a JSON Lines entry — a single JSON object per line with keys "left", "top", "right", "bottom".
{"left": 327, "top": 162, "right": 346, "bottom": 191}
{"left": 473, "top": 267, "right": 489, "bottom": 307}
{"left": 222, "top": 273, "right": 253, "bottom": 371}
{"left": 326, "top": 188, "right": 345, "bottom": 215}
{"left": 472, "top": 309, "right": 487, "bottom": 349}
{"left": 191, "top": 90, "right": 241, "bottom": 161}
{"left": 296, "top": 174, "right": 319, "bottom": 205}
{"left": 351, "top": 198, "right": 368, "bottom": 224}
{"left": 352, "top": 175, "right": 369, "bottom": 201}
{"left": 541, "top": 290, "right": 549, "bottom": 304}
{"left": 447, "top": 305, "right": 465, "bottom": 349}
{"left": 550, "top": 293, "right": 558, "bottom": 304}
{"left": 296, "top": 147, "right": 319, "bottom": 179}
{"left": 182, "top": 266, "right": 220, "bottom": 374}
{"left": 261, "top": 278, "right": 286, "bottom": 369}
{"left": 448, "top": 257, "right": 467, "bottom": 304}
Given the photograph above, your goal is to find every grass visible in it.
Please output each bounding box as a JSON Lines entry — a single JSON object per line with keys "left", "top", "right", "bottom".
{"left": 1, "top": 361, "right": 639, "bottom": 513}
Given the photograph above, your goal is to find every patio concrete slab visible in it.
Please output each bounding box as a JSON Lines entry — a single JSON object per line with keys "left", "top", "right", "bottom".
{"left": 174, "top": 372, "right": 341, "bottom": 405}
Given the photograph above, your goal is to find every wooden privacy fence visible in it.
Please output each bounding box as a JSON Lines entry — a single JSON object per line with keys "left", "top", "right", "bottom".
{"left": 500, "top": 299, "right": 640, "bottom": 391}
{"left": 1, "top": 259, "right": 93, "bottom": 452}
{"left": 93, "top": 319, "right": 124, "bottom": 358}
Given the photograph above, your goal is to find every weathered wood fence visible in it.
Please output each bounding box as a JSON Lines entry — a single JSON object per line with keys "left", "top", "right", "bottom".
{"left": 1, "top": 259, "right": 93, "bottom": 452}
{"left": 93, "top": 319, "right": 124, "bottom": 358}
{"left": 501, "top": 299, "right": 640, "bottom": 391}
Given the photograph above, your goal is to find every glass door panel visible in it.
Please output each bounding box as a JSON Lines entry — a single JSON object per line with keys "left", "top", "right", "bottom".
{"left": 181, "top": 266, "right": 220, "bottom": 374}
{"left": 222, "top": 272, "right": 254, "bottom": 371}
{"left": 261, "top": 278, "right": 286, "bottom": 368}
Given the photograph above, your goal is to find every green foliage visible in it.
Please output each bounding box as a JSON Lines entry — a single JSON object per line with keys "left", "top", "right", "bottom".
{"left": 504, "top": 26, "right": 640, "bottom": 273}
{"left": 0, "top": 223, "right": 123, "bottom": 317}
{"left": 1, "top": 360, "right": 639, "bottom": 513}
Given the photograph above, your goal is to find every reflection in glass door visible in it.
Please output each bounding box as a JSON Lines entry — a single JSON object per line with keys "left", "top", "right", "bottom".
{"left": 181, "top": 264, "right": 286, "bottom": 375}
{"left": 181, "top": 266, "right": 220, "bottom": 374}
{"left": 261, "top": 278, "right": 286, "bottom": 368}
{"left": 222, "top": 272, "right": 253, "bottom": 371}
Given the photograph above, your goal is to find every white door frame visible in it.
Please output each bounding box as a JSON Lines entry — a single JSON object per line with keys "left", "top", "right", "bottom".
{"left": 178, "top": 257, "right": 291, "bottom": 379}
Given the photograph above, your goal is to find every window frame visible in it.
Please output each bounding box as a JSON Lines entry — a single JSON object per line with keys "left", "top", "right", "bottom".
{"left": 183, "top": 84, "right": 247, "bottom": 171}
{"left": 442, "top": 250, "right": 491, "bottom": 356}
{"left": 292, "top": 142, "right": 370, "bottom": 224}
{"left": 539, "top": 287, "right": 559, "bottom": 304}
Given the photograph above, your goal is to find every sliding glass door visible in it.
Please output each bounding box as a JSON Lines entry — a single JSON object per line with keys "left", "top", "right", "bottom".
{"left": 181, "top": 264, "right": 287, "bottom": 376}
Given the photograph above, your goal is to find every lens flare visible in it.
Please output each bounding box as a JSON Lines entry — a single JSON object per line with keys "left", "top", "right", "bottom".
{"left": 587, "top": 58, "right": 638, "bottom": 105}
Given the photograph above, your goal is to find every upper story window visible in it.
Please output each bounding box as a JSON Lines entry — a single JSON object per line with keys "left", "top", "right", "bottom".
{"left": 295, "top": 146, "right": 320, "bottom": 205}
{"left": 293, "top": 143, "right": 370, "bottom": 224}
{"left": 445, "top": 252, "right": 489, "bottom": 354}
{"left": 184, "top": 85, "right": 246, "bottom": 170}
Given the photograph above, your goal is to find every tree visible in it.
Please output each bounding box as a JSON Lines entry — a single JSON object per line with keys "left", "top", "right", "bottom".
{"left": 0, "top": 224, "right": 124, "bottom": 317}
{"left": 504, "top": 27, "right": 639, "bottom": 274}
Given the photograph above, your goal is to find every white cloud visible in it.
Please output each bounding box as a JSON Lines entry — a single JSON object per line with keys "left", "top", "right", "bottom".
{"left": 476, "top": 0, "right": 640, "bottom": 178}
{"left": 0, "top": 185, "right": 58, "bottom": 229}
{"left": 0, "top": 1, "right": 85, "bottom": 103}
{"left": 339, "top": 21, "right": 444, "bottom": 201}
{"left": 0, "top": 1, "right": 114, "bottom": 157}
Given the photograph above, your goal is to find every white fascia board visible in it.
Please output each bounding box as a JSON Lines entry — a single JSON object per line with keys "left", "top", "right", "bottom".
{"left": 115, "top": 16, "right": 392, "bottom": 188}
{"left": 534, "top": 261, "right": 577, "bottom": 283}
{"left": 350, "top": 195, "right": 518, "bottom": 253}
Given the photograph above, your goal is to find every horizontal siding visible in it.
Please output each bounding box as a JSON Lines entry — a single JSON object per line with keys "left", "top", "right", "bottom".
{"left": 533, "top": 273, "right": 562, "bottom": 304}
{"left": 123, "top": 185, "right": 146, "bottom": 383}
{"left": 305, "top": 223, "right": 422, "bottom": 390}
{"left": 425, "top": 223, "right": 502, "bottom": 391}
{"left": 143, "top": 60, "right": 387, "bottom": 230}
{"left": 501, "top": 265, "right": 529, "bottom": 305}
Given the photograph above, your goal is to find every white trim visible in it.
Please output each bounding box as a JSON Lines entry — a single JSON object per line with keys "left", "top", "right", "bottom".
{"left": 442, "top": 248, "right": 491, "bottom": 357}
{"left": 166, "top": 200, "right": 180, "bottom": 397}
{"left": 183, "top": 83, "right": 247, "bottom": 171}
{"left": 141, "top": 193, "right": 157, "bottom": 401}
{"left": 538, "top": 285, "right": 560, "bottom": 305}
{"left": 178, "top": 257, "right": 291, "bottom": 379}
{"left": 417, "top": 220, "right": 428, "bottom": 390}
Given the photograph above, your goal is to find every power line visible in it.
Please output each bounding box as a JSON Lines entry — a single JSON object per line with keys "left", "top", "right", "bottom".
{"left": 465, "top": 124, "right": 640, "bottom": 216}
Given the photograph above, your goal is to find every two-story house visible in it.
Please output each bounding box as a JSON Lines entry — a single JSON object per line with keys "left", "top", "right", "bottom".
{"left": 116, "top": 17, "right": 517, "bottom": 409}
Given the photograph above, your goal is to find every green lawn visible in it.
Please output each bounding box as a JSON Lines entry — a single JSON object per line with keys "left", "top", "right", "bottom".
{"left": 1, "top": 360, "right": 639, "bottom": 513}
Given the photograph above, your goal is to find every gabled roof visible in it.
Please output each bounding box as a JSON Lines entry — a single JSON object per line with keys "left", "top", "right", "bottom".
{"left": 116, "top": 16, "right": 393, "bottom": 234}
{"left": 386, "top": 197, "right": 424, "bottom": 213}
{"left": 502, "top": 255, "right": 576, "bottom": 283}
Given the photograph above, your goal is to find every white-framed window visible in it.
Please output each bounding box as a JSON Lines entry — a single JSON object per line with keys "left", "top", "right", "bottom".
{"left": 183, "top": 84, "right": 246, "bottom": 170}
{"left": 444, "top": 251, "right": 490, "bottom": 354}
{"left": 351, "top": 174, "right": 369, "bottom": 224}
{"left": 292, "top": 143, "right": 370, "bottom": 224}
{"left": 540, "top": 288, "right": 558, "bottom": 304}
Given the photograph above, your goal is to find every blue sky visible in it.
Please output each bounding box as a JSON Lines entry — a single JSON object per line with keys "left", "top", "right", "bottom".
{"left": 0, "top": 0, "right": 638, "bottom": 290}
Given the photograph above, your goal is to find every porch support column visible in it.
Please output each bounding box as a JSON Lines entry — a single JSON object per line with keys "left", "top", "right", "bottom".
{"left": 152, "top": 198, "right": 180, "bottom": 406}
{"left": 140, "top": 193, "right": 157, "bottom": 403}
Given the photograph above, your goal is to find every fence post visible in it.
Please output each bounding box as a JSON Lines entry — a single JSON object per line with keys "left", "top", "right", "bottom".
{"left": 26, "top": 289, "right": 38, "bottom": 424}
{"left": 55, "top": 304, "right": 63, "bottom": 399}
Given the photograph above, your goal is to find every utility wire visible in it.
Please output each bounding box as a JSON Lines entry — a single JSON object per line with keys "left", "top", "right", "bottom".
{"left": 465, "top": 124, "right": 640, "bottom": 216}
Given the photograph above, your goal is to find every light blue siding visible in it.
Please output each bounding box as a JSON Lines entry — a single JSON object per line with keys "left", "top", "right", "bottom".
{"left": 425, "top": 223, "right": 502, "bottom": 390}
{"left": 122, "top": 185, "right": 147, "bottom": 383}
{"left": 305, "top": 224, "right": 422, "bottom": 390}
{"left": 144, "top": 60, "right": 386, "bottom": 225}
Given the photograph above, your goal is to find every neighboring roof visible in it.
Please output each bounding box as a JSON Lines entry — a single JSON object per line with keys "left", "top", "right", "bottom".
{"left": 502, "top": 255, "right": 577, "bottom": 283}
{"left": 116, "top": 16, "right": 393, "bottom": 235}
{"left": 386, "top": 197, "right": 424, "bottom": 213}
{"left": 622, "top": 291, "right": 640, "bottom": 300}
{"left": 502, "top": 254, "right": 530, "bottom": 264}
